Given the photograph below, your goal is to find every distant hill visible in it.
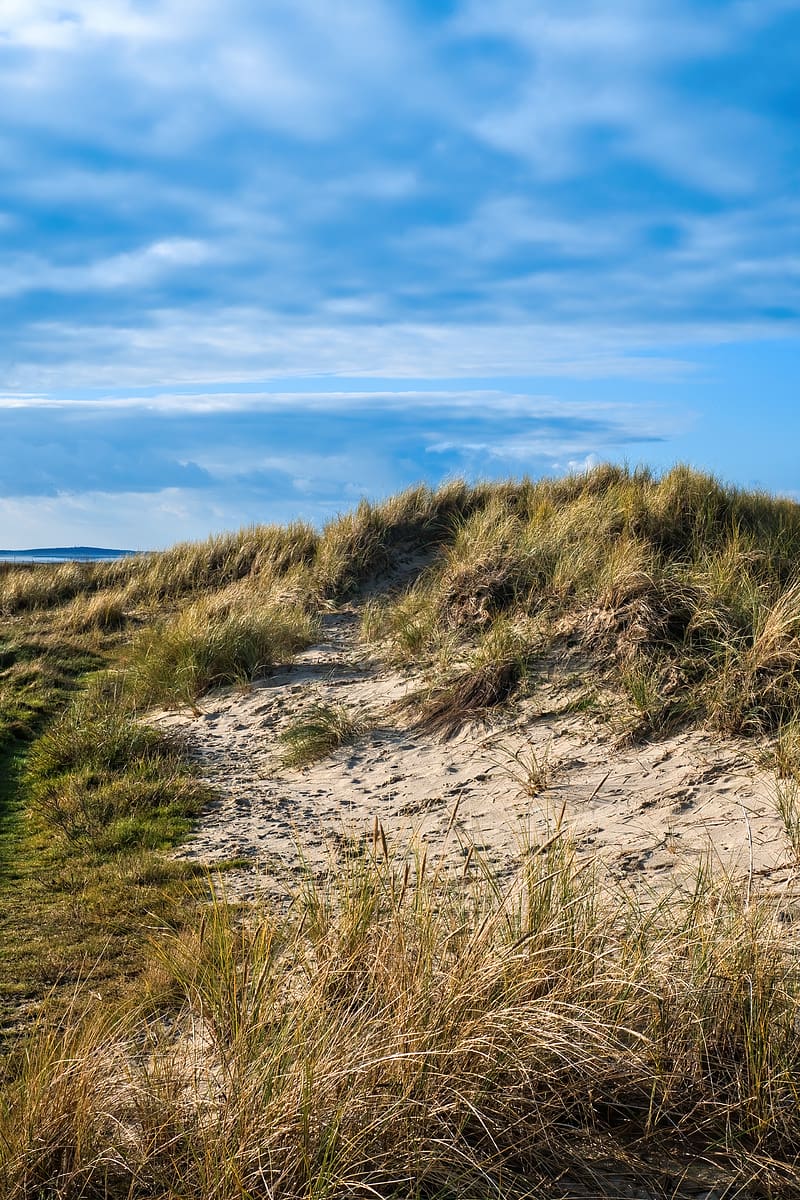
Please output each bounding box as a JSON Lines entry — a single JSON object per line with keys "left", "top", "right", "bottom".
{"left": 0, "top": 546, "right": 138, "bottom": 562}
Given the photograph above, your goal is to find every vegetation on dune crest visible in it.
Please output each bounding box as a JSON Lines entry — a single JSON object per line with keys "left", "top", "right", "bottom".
{"left": 0, "top": 480, "right": 477, "bottom": 616}
{"left": 367, "top": 464, "right": 800, "bottom": 740}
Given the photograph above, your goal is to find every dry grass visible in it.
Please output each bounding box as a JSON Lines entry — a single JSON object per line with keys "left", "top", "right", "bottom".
{"left": 311, "top": 479, "right": 494, "bottom": 602}
{"left": 773, "top": 779, "right": 800, "bottom": 864}
{"left": 128, "top": 590, "right": 319, "bottom": 708}
{"left": 0, "top": 561, "right": 97, "bottom": 615}
{"left": 58, "top": 588, "right": 129, "bottom": 633}
{"left": 2, "top": 836, "right": 800, "bottom": 1198}
{"left": 493, "top": 738, "right": 557, "bottom": 797}
{"left": 112, "top": 521, "right": 320, "bottom": 606}
{"left": 367, "top": 465, "right": 800, "bottom": 741}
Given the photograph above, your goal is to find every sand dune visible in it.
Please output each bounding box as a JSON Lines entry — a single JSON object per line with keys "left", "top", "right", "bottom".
{"left": 154, "top": 605, "right": 795, "bottom": 905}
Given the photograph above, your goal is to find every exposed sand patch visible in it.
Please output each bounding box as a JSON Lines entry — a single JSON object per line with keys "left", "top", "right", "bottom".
{"left": 154, "top": 609, "right": 796, "bottom": 903}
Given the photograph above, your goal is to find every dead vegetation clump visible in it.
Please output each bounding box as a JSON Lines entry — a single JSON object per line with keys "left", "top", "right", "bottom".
{"left": 400, "top": 617, "right": 543, "bottom": 738}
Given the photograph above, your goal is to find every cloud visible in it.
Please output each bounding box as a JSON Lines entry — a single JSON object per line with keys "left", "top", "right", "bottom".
{"left": 0, "top": 0, "right": 797, "bottom": 397}
{"left": 0, "top": 488, "right": 277, "bottom": 551}
{"left": 0, "top": 386, "right": 668, "bottom": 416}
{"left": 0, "top": 239, "right": 215, "bottom": 298}
{"left": 452, "top": 1, "right": 780, "bottom": 194}
{"left": 0, "top": 0, "right": 414, "bottom": 144}
{"left": 0, "top": 384, "right": 683, "bottom": 502}
{"left": 1, "top": 310, "right": 718, "bottom": 392}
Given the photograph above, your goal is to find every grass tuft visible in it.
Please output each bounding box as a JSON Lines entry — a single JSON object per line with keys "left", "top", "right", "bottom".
{"left": 279, "top": 702, "right": 370, "bottom": 767}
{"left": 128, "top": 592, "right": 319, "bottom": 707}
{"left": 59, "top": 587, "right": 129, "bottom": 633}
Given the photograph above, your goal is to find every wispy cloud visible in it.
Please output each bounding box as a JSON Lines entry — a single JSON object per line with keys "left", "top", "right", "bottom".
{"left": 1, "top": 312, "right": 717, "bottom": 392}
{"left": 0, "top": 239, "right": 215, "bottom": 298}
{"left": 453, "top": 1, "right": 779, "bottom": 192}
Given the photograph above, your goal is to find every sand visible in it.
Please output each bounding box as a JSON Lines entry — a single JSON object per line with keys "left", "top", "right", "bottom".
{"left": 153, "top": 607, "right": 796, "bottom": 904}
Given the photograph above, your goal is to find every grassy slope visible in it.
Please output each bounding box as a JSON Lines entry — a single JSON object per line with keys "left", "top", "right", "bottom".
{"left": 3, "top": 470, "right": 800, "bottom": 1196}
{"left": 0, "top": 614, "right": 209, "bottom": 1036}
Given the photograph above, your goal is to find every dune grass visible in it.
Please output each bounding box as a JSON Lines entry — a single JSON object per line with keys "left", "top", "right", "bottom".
{"left": 0, "top": 561, "right": 97, "bottom": 616}
{"left": 279, "top": 701, "right": 371, "bottom": 767}
{"left": 127, "top": 590, "right": 319, "bottom": 708}
{"left": 367, "top": 464, "right": 800, "bottom": 745}
{"left": 399, "top": 616, "right": 543, "bottom": 738}
{"left": 2, "top": 834, "right": 800, "bottom": 1198}
{"left": 0, "top": 631, "right": 207, "bottom": 1038}
{"left": 0, "top": 675, "right": 210, "bottom": 1030}
{"left": 58, "top": 588, "right": 129, "bottom": 633}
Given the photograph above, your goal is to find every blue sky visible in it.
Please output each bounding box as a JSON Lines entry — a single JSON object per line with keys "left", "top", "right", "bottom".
{"left": 0, "top": 1, "right": 798, "bottom": 548}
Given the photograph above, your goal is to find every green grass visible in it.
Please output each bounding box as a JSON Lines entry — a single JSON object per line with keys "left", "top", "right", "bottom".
{"left": 0, "top": 554, "right": 329, "bottom": 1042}
{"left": 0, "top": 746, "right": 26, "bottom": 883}
{"left": 279, "top": 701, "right": 371, "bottom": 767}
{"left": 26, "top": 684, "right": 210, "bottom": 850}
{"left": 0, "top": 636, "right": 105, "bottom": 751}
{"left": 0, "top": 828, "right": 206, "bottom": 1038}
{"left": 0, "top": 611, "right": 209, "bottom": 1039}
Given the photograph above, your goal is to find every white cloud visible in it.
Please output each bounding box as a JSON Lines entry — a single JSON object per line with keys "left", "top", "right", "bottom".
{"left": 2, "top": 308, "right": 715, "bottom": 391}
{"left": 566, "top": 452, "right": 601, "bottom": 474}
{"left": 0, "top": 239, "right": 215, "bottom": 298}
{"left": 0, "top": 484, "right": 327, "bottom": 550}
{"left": 452, "top": 1, "right": 774, "bottom": 194}
{"left": 0, "top": 0, "right": 415, "bottom": 145}
{"left": 400, "top": 194, "right": 635, "bottom": 265}
{"left": 0, "top": 388, "right": 670, "bottom": 442}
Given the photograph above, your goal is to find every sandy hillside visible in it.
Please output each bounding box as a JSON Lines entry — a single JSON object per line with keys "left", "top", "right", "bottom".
{"left": 152, "top": 602, "right": 799, "bottom": 906}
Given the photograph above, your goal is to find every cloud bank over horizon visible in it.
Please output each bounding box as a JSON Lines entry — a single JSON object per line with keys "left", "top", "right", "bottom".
{"left": 1, "top": 0, "right": 798, "bottom": 546}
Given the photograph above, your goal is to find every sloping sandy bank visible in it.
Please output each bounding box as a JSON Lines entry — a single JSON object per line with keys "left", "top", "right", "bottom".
{"left": 154, "top": 609, "right": 795, "bottom": 903}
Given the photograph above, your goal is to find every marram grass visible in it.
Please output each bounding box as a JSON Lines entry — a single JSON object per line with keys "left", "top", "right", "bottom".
{"left": 2, "top": 836, "right": 800, "bottom": 1198}
{"left": 366, "top": 464, "right": 800, "bottom": 741}
{"left": 128, "top": 591, "right": 319, "bottom": 707}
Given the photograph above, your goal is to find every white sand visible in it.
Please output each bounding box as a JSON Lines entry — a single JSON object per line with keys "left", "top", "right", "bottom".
{"left": 154, "top": 608, "right": 796, "bottom": 903}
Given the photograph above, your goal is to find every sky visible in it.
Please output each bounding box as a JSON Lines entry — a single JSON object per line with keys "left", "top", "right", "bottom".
{"left": 0, "top": 1, "right": 798, "bottom": 549}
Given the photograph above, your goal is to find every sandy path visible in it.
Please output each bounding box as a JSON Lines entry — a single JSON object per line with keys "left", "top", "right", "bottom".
{"left": 154, "top": 609, "right": 796, "bottom": 902}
